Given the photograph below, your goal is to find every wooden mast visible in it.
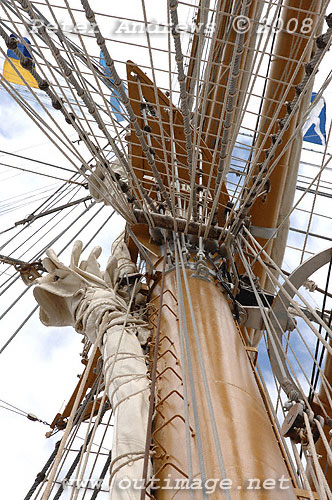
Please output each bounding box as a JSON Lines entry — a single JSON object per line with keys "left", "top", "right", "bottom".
{"left": 124, "top": 2, "right": 325, "bottom": 497}
{"left": 148, "top": 257, "right": 297, "bottom": 499}
{"left": 248, "top": 0, "right": 322, "bottom": 287}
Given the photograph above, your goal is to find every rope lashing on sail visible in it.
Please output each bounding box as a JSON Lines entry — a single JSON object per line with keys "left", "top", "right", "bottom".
{"left": 0, "top": 204, "right": 116, "bottom": 355}
{"left": 32, "top": 235, "right": 152, "bottom": 499}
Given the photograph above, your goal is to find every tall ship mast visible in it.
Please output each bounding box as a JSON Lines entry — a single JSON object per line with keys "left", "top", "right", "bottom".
{"left": 1, "top": 1, "right": 332, "bottom": 499}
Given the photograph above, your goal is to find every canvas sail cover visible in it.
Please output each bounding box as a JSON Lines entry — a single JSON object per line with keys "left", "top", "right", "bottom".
{"left": 32, "top": 236, "right": 151, "bottom": 498}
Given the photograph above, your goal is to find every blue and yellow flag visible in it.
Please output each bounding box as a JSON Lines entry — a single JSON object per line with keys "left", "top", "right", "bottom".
{"left": 3, "top": 34, "right": 38, "bottom": 89}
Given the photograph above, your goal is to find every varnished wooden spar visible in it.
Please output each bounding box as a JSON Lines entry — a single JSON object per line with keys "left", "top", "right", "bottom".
{"left": 149, "top": 264, "right": 297, "bottom": 499}
{"left": 126, "top": 221, "right": 297, "bottom": 499}
{"left": 199, "top": 0, "right": 262, "bottom": 153}
{"left": 126, "top": 61, "right": 230, "bottom": 225}
{"left": 132, "top": 209, "right": 228, "bottom": 239}
{"left": 248, "top": 0, "right": 323, "bottom": 287}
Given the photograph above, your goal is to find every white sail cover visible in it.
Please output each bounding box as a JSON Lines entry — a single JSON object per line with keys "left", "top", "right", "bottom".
{"left": 33, "top": 235, "right": 151, "bottom": 498}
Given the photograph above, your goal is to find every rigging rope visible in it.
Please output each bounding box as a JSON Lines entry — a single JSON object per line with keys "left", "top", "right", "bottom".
{"left": 309, "top": 256, "right": 332, "bottom": 403}
{"left": 176, "top": 236, "right": 230, "bottom": 499}
{"left": 0, "top": 398, "right": 50, "bottom": 425}
{"left": 0, "top": 204, "right": 114, "bottom": 354}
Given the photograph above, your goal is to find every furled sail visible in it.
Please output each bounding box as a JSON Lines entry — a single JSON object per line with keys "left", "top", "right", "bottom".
{"left": 33, "top": 236, "right": 151, "bottom": 498}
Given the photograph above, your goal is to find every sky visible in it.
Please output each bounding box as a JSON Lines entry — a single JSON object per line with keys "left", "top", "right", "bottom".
{"left": 0, "top": 1, "right": 332, "bottom": 498}
{"left": 0, "top": 80, "right": 124, "bottom": 498}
